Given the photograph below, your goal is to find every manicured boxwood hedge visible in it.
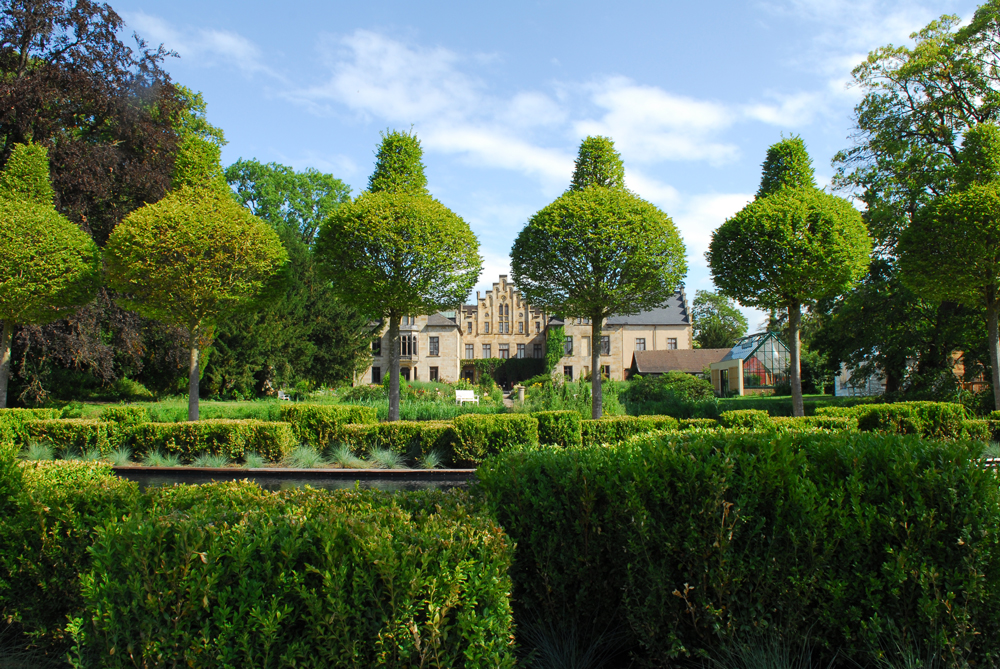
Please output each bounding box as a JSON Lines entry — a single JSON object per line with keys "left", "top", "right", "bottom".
{"left": 856, "top": 401, "right": 969, "bottom": 438}
{"left": 25, "top": 419, "right": 124, "bottom": 454}
{"left": 99, "top": 405, "right": 150, "bottom": 424}
{"left": 717, "top": 408, "right": 772, "bottom": 429}
{"left": 128, "top": 419, "right": 297, "bottom": 462}
{"left": 476, "top": 431, "right": 1000, "bottom": 666}
{"left": 279, "top": 403, "right": 377, "bottom": 449}
{"left": 0, "top": 407, "right": 61, "bottom": 443}
{"left": 533, "top": 410, "right": 582, "bottom": 447}
{"left": 453, "top": 414, "right": 539, "bottom": 464}
{"left": 580, "top": 415, "right": 679, "bottom": 445}
{"left": 76, "top": 482, "right": 515, "bottom": 667}
{"left": 678, "top": 417, "right": 718, "bottom": 430}
{"left": 340, "top": 420, "right": 461, "bottom": 459}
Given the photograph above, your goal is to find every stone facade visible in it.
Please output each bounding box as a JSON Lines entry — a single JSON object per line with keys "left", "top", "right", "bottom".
{"left": 358, "top": 275, "right": 693, "bottom": 385}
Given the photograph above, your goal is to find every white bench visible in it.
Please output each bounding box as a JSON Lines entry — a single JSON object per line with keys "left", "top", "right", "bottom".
{"left": 455, "top": 389, "right": 480, "bottom": 405}
{"left": 277, "top": 390, "right": 291, "bottom": 401}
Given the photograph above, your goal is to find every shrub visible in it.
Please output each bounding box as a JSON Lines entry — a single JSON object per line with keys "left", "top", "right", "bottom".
{"left": 857, "top": 401, "right": 968, "bottom": 439}
{"left": 678, "top": 418, "right": 718, "bottom": 430}
{"left": 0, "top": 461, "right": 140, "bottom": 648}
{"left": 341, "top": 384, "right": 386, "bottom": 402}
{"left": 814, "top": 405, "right": 864, "bottom": 418}
{"left": 533, "top": 410, "right": 582, "bottom": 447}
{"left": 98, "top": 405, "right": 150, "bottom": 425}
{"left": 278, "top": 403, "right": 377, "bottom": 449}
{"left": 963, "top": 419, "right": 991, "bottom": 442}
{"left": 453, "top": 414, "right": 539, "bottom": 464}
{"left": 128, "top": 420, "right": 296, "bottom": 463}
{"left": 475, "top": 432, "right": 1000, "bottom": 666}
{"left": 718, "top": 409, "right": 772, "bottom": 430}
{"left": 581, "top": 415, "right": 679, "bottom": 445}
{"left": 770, "top": 415, "right": 856, "bottom": 432}
{"left": 25, "top": 419, "right": 114, "bottom": 454}
{"left": 340, "top": 421, "right": 461, "bottom": 461}
{"left": 74, "top": 483, "right": 515, "bottom": 667}
{"left": 0, "top": 408, "right": 60, "bottom": 443}
{"left": 625, "top": 372, "right": 715, "bottom": 403}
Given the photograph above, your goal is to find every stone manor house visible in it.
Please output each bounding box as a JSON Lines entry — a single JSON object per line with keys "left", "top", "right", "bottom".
{"left": 359, "top": 275, "right": 694, "bottom": 386}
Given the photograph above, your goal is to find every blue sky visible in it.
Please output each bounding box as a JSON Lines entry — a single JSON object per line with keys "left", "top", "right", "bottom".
{"left": 120, "top": 0, "right": 977, "bottom": 327}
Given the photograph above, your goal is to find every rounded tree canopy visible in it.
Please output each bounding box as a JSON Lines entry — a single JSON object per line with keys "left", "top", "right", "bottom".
{"left": 0, "top": 199, "right": 100, "bottom": 324}
{"left": 511, "top": 185, "right": 687, "bottom": 316}
{"left": 105, "top": 185, "right": 288, "bottom": 330}
{"left": 0, "top": 142, "right": 55, "bottom": 205}
{"left": 708, "top": 187, "right": 871, "bottom": 310}
{"left": 315, "top": 190, "right": 481, "bottom": 318}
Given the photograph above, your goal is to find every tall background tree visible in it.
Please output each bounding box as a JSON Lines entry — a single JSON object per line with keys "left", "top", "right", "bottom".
{"left": 0, "top": 143, "right": 99, "bottom": 407}
{"left": 201, "top": 159, "right": 372, "bottom": 397}
{"left": 315, "top": 130, "right": 481, "bottom": 421}
{"left": 708, "top": 137, "right": 870, "bottom": 416}
{"left": 899, "top": 122, "right": 1000, "bottom": 410}
{"left": 511, "top": 136, "right": 687, "bottom": 419}
{"left": 106, "top": 137, "right": 287, "bottom": 420}
{"left": 822, "top": 2, "right": 1000, "bottom": 397}
{"left": 691, "top": 290, "right": 748, "bottom": 349}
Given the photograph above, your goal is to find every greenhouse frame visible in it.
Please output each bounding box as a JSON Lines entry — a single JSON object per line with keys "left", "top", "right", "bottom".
{"left": 709, "top": 332, "right": 791, "bottom": 396}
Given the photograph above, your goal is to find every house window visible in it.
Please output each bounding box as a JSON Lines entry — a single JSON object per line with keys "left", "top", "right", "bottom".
{"left": 518, "top": 322, "right": 524, "bottom": 334}
{"left": 465, "top": 344, "right": 474, "bottom": 359}
{"left": 517, "top": 344, "right": 525, "bottom": 358}
{"left": 467, "top": 321, "right": 472, "bottom": 334}
{"left": 429, "top": 336, "right": 439, "bottom": 356}
{"left": 483, "top": 344, "right": 492, "bottom": 358}
{"left": 372, "top": 337, "right": 382, "bottom": 355}
{"left": 429, "top": 366, "right": 439, "bottom": 382}
{"left": 533, "top": 344, "right": 543, "bottom": 358}
{"left": 635, "top": 338, "right": 646, "bottom": 351}
{"left": 564, "top": 336, "right": 573, "bottom": 356}
{"left": 535, "top": 322, "right": 540, "bottom": 333}
{"left": 601, "top": 365, "right": 611, "bottom": 379}
{"left": 400, "top": 335, "right": 416, "bottom": 356}
{"left": 402, "top": 315, "right": 415, "bottom": 326}
{"left": 600, "top": 336, "right": 610, "bottom": 355}
{"left": 499, "top": 343, "right": 510, "bottom": 359}
{"left": 564, "top": 366, "right": 573, "bottom": 380}
{"left": 371, "top": 367, "right": 381, "bottom": 384}
{"left": 667, "top": 338, "right": 678, "bottom": 350}
{"left": 484, "top": 322, "right": 490, "bottom": 334}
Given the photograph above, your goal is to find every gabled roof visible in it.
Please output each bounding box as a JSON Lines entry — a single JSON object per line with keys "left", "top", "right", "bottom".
{"left": 426, "top": 313, "right": 459, "bottom": 328}
{"left": 720, "top": 332, "right": 789, "bottom": 363}
{"left": 632, "top": 348, "right": 730, "bottom": 375}
{"left": 605, "top": 290, "right": 690, "bottom": 326}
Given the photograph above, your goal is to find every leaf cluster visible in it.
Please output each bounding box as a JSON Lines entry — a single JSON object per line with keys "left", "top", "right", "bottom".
{"left": 692, "top": 290, "right": 748, "bottom": 349}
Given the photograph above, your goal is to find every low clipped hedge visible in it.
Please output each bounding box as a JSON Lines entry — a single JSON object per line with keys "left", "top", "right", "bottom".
{"left": 74, "top": 482, "right": 515, "bottom": 667}
{"left": 0, "top": 407, "right": 61, "bottom": 443}
{"left": 0, "top": 460, "right": 140, "bottom": 647}
{"left": 533, "top": 410, "right": 582, "bottom": 447}
{"left": 99, "top": 405, "right": 150, "bottom": 424}
{"left": 771, "top": 415, "right": 858, "bottom": 432}
{"left": 453, "top": 414, "right": 539, "bottom": 464}
{"left": 128, "top": 419, "right": 296, "bottom": 462}
{"left": 476, "top": 431, "right": 1000, "bottom": 666}
{"left": 581, "top": 415, "right": 679, "bottom": 445}
{"left": 718, "top": 409, "right": 772, "bottom": 429}
{"left": 25, "top": 419, "right": 125, "bottom": 454}
{"left": 279, "top": 403, "right": 377, "bottom": 449}
{"left": 856, "top": 401, "right": 968, "bottom": 438}
{"left": 340, "top": 420, "right": 461, "bottom": 460}
{"left": 678, "top": 417, "right": 718, "bottom": 430}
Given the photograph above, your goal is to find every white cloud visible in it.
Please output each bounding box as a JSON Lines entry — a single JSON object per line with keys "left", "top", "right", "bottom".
{"left": 125, "top": 11, "right": 281, "bottom": 79}
{"left": 743, "top": 91, "right": 826, "bottom": 126}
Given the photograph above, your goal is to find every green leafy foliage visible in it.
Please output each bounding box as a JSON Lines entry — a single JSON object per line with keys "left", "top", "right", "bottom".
{"left": 580, "top": 415, "right": 679, "bottom": 445}
{"left": 127, "top": 420, "right": 296, "bottom": 462}
{"left": 0, "top": 142, "right": 54, "bottom": 204}
{"left": 855, "top": 401, "right": 969, "bottom": 438}
{"left": 367, "top": 129, "right": 430, "bottom": 195}
{"left": 75, "top": 483, "right": 515, "bottom": 667}
{"left": 512, "top": 136, "right": 686, "bottom": 419}
{"left": 545, "top": 325, "right": 565, "bottom": 372}
{"left": 453, "top": 414, "right": 539, "bottom": 464}
{"left": 533, "top": 410, "right": 583, "bottom": 447}
{"left": 340, "top": 420, "right": 460, "bottom": 461}
{"left": 692, "top": 290, "right": 748, "bottom": 349}
{"left": 278, "top": 403, "right": 377, "bottom": 450}
{"left": 24, "top": 419, "right": 125, "bottom": 455}
{"left": 98, "top": 406, "right": 150, "bottom": 425}
{"left": 718, "top": 409, "right": 773, "bottom": 429}
{"left": 476, "top": 431, "right": 1000, "bottom": 666}
{"left": 0, "top": 461, "right": 140, "bottom": 648}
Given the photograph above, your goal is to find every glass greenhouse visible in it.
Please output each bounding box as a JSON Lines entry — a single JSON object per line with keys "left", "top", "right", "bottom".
{"left": 709, "top": 332, "right": 791, "bottom": 396}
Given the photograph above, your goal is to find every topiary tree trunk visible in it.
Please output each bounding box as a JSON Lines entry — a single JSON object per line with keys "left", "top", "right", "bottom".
{"left": 787, "top": 302, "right": 804, "bottom": 417}
{"left": 590, "top": 314, "right": 603, "bottom": 419}
{"left": 0, "top": 321, "right": 11, "bottom": 408}
{"left": 387, "top": 314, "right": 401, "bottom": 422}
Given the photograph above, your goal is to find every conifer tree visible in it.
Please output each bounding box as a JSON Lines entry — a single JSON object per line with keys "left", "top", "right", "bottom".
{"left": 0, "top": 143, "right": 101, "bottom": 407}
{"left": 708, "top": 137, "right": 870, "bottom": 416}
{"left": 512, "top": 136, "right": 686, "bottom": 418}
{"left": 315, "top": 130, "right": 481, "bottom": 421}
{"left": 106, "top": 137, "right": 287, "bottom": 420}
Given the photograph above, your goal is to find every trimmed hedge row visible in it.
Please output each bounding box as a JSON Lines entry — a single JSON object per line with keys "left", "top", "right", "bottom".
{"left": 0, "top": 407, "right": 61, "bottom": 443}
{"left": 279, "top": 403, "right": 377, "bottom": 449}
{"left": 476, "top": 431, "right": 1000, "bottom": 666}
{"left": 98, "top": 405, "right": 150, "bottom": 424}
{"left": 581, "top": 415, "right": 680, "bottom": 445}
{"left": 856, "top": 401, "right": 970, "bottom": 438}
{"left": 340, "top": 420, "right": 461, "bottom": 459}
{"left": 0, "top": 458, "right": 516, "bottom": 666}
{"left": 533, "top": 410, "right": 583, "bottom": 447}
{"left": 128, "top": 419, "right": 297, "bottom": 462}
{"left": 453, "top": 414, "right": 539, "bottom": 464}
